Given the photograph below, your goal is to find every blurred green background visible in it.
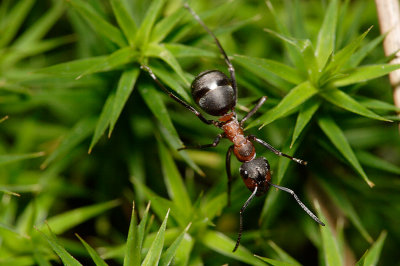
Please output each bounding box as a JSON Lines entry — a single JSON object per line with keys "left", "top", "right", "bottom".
{"left": 0, "top": 0, "right": 399, "bottom": 265}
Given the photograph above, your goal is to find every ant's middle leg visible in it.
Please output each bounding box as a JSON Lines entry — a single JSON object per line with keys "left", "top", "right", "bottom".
{"left": 248, "top": 135, "right": 308, "bottom": 165}
{"left": 178, "top": 134, "right": 223, "bottom": 151}
{"left": 141, "top": 65, "right": 219, "bottom": 126}
{"left": 240, "top": 96, "right": 268, "bottom": 126}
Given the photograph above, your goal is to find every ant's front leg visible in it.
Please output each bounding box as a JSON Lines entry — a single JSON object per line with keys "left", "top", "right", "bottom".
{"left": 141, "top": 65, "right": 218, "bottom": 126}
{"left": 178, "top": 134, "right": 223, "bottom": 151}
{"left": 240, "top": 96, "right": 267, "bottom": 126}
{"left": 248, "top": 135, "right": 308, "bottom": 165}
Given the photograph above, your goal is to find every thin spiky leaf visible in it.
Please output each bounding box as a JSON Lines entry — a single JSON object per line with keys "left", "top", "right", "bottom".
{"left": 248, "top": 81, "right": 318, "bottom": 129}
{"left": 76, "top": 234, "right": 108, "bottom": 266}
{"left": 320, "top": 88, "right": 391, "bottom": 122}
{"left": 315, "top": 0, "right": 338, "bottom": 68}
{"left": 334, "top": 64, "right": 400, "bottom": 87}
{"left": 317, "top": 115, "right": 374, "bottom": 187}
{"left": 110, "top": 0, "right": 137, "bottom": 46}
{"left": 141, "top": 210, "right": 169, "bottom": 266}
{"left": 69, "top": 0, "right": 127, "bottom": 47}
{"left": 291, "top": 98, "right": 321, "bottom": 148}
{"left": 109, "top": 68, "right": 140, "bottom": 136}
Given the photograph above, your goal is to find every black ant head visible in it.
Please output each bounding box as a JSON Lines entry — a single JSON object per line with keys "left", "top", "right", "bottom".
{"left": 191, "top": 70, "right": 236, "bottom": 116}
{"left": 239, "top": 157, "right": 271, "bottom": 196}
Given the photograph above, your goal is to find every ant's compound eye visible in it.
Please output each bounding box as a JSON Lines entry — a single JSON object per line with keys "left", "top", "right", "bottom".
{"left": 240, "top": 168, "right": 249, "bottom": 179}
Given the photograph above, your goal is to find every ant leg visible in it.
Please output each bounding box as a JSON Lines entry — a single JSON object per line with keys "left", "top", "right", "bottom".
{"left": 233, "top": 186, "right": 258, "bottom": 252}
{"left": 141, "top": 65, "right": 218, "bottom": 126}
{"left": 178, "top": 134, "right": 223, "bottom": 151}
{"left": 267, "top": 181, "right": 325, "bottom": 226}
{"left": 240, "top": 96, "right": 268, "bottom": 126}
{"left": 184, "top": 4, "right": 238, "bottom": 102}
{"left": 248, "top": 135, "right": 308, "bottom": 165}
{"left": 226, "top": 145, "right": 234, "bottom": 206}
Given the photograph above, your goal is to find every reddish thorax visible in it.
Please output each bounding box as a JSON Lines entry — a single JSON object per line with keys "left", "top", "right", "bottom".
{"left": 219, "top": 112, "right": 256, "bottom": 162}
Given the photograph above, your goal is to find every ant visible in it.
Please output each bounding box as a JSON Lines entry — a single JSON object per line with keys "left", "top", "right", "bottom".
{"left": 141, "top": 3, "right": 325, "bottom": 252}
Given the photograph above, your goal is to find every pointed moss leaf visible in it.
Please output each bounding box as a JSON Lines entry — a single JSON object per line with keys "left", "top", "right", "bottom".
{"left": 148, "top": 64, "right": 191, "bottom": 103}
{"left": 165, "top": 43, "right": 217, "bottom": 59}
{"left": 320, "top": 88, "right": 391, "bottom": 122}
{"left": 76, "top": 234, "right": 108, "bottom": 266}
{"left": 138, "top": 202, "right": 151, "bottom": 253}
{"left": 314, "top": 201, "right": 343, "bottom": 266}
{"left": 158, "top": 141, "right": 192, "bottom": 214}
{"left": 254, "top": 255, "right": 297, "bottom": 266}
{"left": 267, "top": 241, "right": 301, "bottom": 265}
{"left": 203, "top": 193, "right": 226, "bottom": 221}
{"left": 315, "top": 0, "right": 338, "bottom": 68}
{"left": 76, "top": 47, "right": 138, "bottom": 79}
{"left": 264, "top": 28, "right": 318, "bottom": 78}
{"left": 200, "top": 230, "right": 265, "bottom": 266}
{"left": 69, "top": 0, "right": 127, "bottom": 47}
{"left": 317, "top": 115, "right": 374, "bottom": 187}
{"left": 3, "top": 35, "right": 76, "bottom": 68}
{"left": 135, "top": 0, "right": 164, "bottom": 47}
{"left": 33, "top": 248, "right": 52, "bottom": 266}
{"left": 131, "top": 177, "right": 174, "bottom": 224}
{"left": 334, "top": 64, "right": 400, "bottom": 87}
{"left": 89, "top": 93, "right": 114, "bottom": 153}
{"left": 138, "top": 83, "right": 183, "bottom": 145}
{"left": 36, "top": 56, "right": 107, "bottom": 77}
{"left": 291, "top": 98, "right": 321, "bottom": 148}
{"left": 0, "top": 188, "right": 20, "bottom": 196}
{"left": 345, "top": 32, "right": 386, "bottom": 69}
{"left": 356, "top": 231, "right": 387, "bottom": 266}
{"left": 124, "top": 202, "right": 140, "bottom": 266}
{"left": 234, "top": 53, "right": 292, "bottom": 92}
{"left": 109, "top": 68, "right": 140, "bottom": 136}
{"left": 159, "top": 223, "right": 191, "bottom": 266}
{"left": 151, "top": 8, "right": 185, "bottom": 43}
{"left": 325, "top": 27, "right": 371, "bottom": 75}
{"left": 318, "top": 179, "right": 372, "bottom": 243}
{"left": 45, "top": 200, "right": 119, "bottom": 234}
{"left": 145, "top": 43, "right": 189, "bottom": 86}
{"left": 234, "top": 55, "right": 304, "bottom": 84}
{"left": 37, "top": 228, "right": 82, "bottom": 266}
{"left": 265, "top": 2, "right": 303, "bottom": 67}
{"left": 0, "top": 151, "right": 44, "bottom": 166}
{"left": 13, "top": 0, "right": 64, "bottom": 49}
{"left": 141, "top": 210, "right": 169, "bottom": 266}
{"left": 138, "top": 84, "right": 182, "bottom": 139}
{"left": 110, "top": 0, "right": 137, "bottom": 46}
{"left": 248, "top": 81, "right": 318, "bottom": 129}
{"left": 41, "top": 117, "right": 96, "bottom": 169}
{"left": 0, "top": 0, "right": 34, "bottom": 48}
{"left": 355, "top": 95, "right": 400, "bottom": 111}
{"left": 158, "top": 123, "right": 204, "bottom": 177}
{"left": 356, "top": 150, "right": 400, "bottom": 175}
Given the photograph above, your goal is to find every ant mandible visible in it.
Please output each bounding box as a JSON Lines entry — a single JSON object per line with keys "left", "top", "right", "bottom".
{"left": 141, "top": 3, "right": 325, "bottom": 252}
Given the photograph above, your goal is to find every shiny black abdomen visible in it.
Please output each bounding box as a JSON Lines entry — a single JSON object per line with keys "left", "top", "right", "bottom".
{"left": 191, "top": 70, "right": 235, "bottom": 116}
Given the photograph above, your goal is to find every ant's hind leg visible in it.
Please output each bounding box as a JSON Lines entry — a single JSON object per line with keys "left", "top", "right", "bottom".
{"left": 249, "top": 135, "right": 308, "bottom": 165}
{"left": 140, "top": 65, "right": 216, "bottom": 126}
{"left": 178, "top": 134, "right": 223, "bottom": 151}
{"left": 226, "top": 145, "right": 234, "bottom": 207}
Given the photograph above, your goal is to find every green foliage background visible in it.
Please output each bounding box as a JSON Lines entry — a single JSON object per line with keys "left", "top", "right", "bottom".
{"left": 0, "top": 0, "right": 399, "bottom": 265}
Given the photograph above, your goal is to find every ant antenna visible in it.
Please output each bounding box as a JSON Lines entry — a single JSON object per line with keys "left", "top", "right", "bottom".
{"left": 233, "top": 186, "right": 258, "bottom": 252}
{"left": 267, "top": 181, "right": 325, "bottom": 226}
{"left": 183, "top": 3, "right": 238, "bottom": 102}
